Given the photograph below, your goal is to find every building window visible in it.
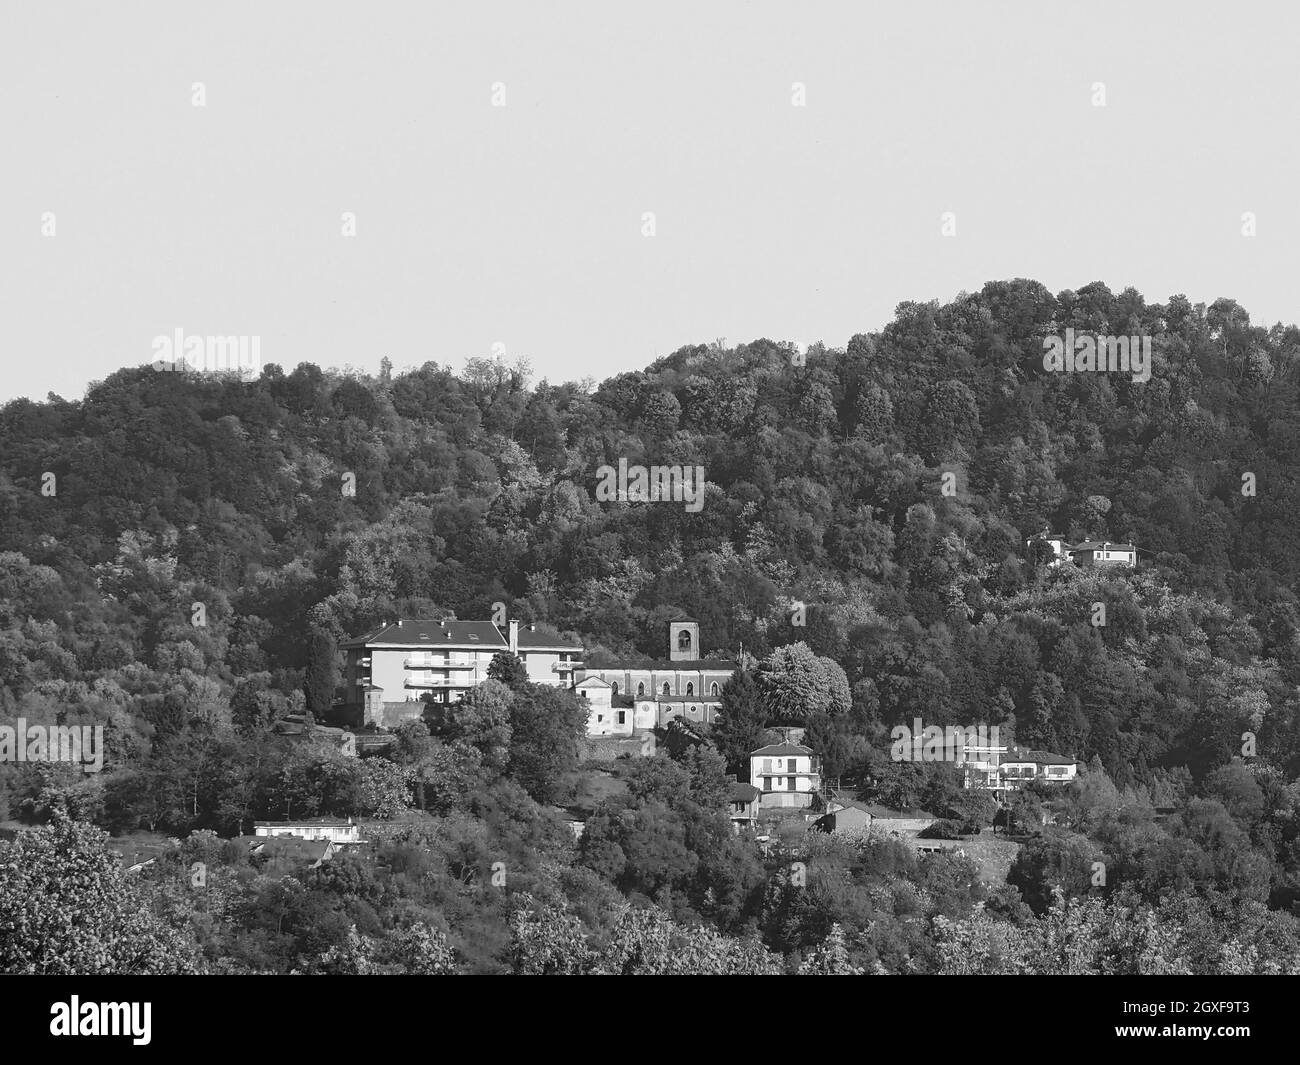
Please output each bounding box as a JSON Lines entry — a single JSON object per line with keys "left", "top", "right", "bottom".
{"left": 710, "top": 682, "right": 719, "bottom": 696}
{"left": 637, "top": 682, "right": 645, "bottom": 697}
{"left": 677, "top": 630, "right": 692, "bottom": 653}
{"left": 662, "top": 682, "right": 671, "bottom": 696}
{"left": 617, "top": 711, "right": 626, "bottom": 725}
{"left": 686, "top": 682, "right": 694, "bottom": 696}
{"left": 611, "top": 682, "right": 619, "bottom": 695}
{"left": 787, "top": 758, "right": 797, "bottom": 772}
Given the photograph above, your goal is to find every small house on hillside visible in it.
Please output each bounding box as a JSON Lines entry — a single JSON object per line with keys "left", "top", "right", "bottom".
{"left": 253, "top": 817, "right": 363, "bottom": 845}
{"left": 1025, "top": 532, "right": 1072, "bottom": 567}
{"left": 577, "top": 676, "right": 633, "bottom": 737}
{"left": 750, "top": 742, "right": 821, "bottom": 809}
{"left": 1069, "top": 541, "right": 1136, "bottom": 568}
{"left": 728, "top": 780, "right": 762, "bottom": 831}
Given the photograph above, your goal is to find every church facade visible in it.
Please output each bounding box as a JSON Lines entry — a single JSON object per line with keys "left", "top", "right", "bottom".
{"left": 574, "top": 618, "right": 736, "bottom": 735}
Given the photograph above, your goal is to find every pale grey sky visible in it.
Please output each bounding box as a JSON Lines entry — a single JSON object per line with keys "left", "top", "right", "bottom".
{"left": 4, "top": 1, "right": 1297, "bottom": 401}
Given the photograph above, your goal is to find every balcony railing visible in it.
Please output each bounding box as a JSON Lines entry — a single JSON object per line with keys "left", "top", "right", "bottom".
{"left": 404, "top": 657, "right": 476, "bottom": 669}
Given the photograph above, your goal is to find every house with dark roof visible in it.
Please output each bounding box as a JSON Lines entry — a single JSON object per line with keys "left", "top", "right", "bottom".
{"left": 236, "top": 835, "right": 336, "bottom": 869}
{"left": 997, "top": 747, "right": 1079, "bottom": 787}
{"left": 1068, "top": 540, "right": 1136, "bottom": 568}
{"left": 338, "top": 617, "right": 583, "bottom": 727}
{"left": 815, "top": 800, "right": 937, "bottom": 835}
{"left": 728, "top": 780, "right": 762, "bottom": 830}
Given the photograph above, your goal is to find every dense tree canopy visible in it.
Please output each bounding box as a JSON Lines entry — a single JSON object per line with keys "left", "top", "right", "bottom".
{"left": 3, "top": 279, "right": 1300, "bottom": 972}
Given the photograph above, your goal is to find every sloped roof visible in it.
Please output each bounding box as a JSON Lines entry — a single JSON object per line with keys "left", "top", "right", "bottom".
{"left": 1069, "top": 541, "right": 1135, "bottom": 553}
{"left": 751, "top": 743, "right": 814, "bottom": 757}
{"left": 254, "top": 837, "right": 332, "bottom": 863}
{"left": 729, "top": 782, "right": 762, "bottom": 802}
{"left": 1004, "top": 748, "right": 1076, "bottom": 766}
{"left": 862, "top": 805, "right": 937, "bottom": 820}
{"left": 512, "top": 625, "right": 583, "bottom": 651}
{"left": 342, "top": 620, "right": 507, "bottom": 649}
{"left": 343, "top": 619, "right": 582, "bottom": 651}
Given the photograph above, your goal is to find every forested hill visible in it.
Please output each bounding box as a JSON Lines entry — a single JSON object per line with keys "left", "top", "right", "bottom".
{"left": 2, "top": 277, "right": 1300, "bottom": 795}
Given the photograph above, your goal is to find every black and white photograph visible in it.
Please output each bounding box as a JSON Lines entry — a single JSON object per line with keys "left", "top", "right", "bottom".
{"left": 0, "top": 0, "right": 1295, "bottom": 1032}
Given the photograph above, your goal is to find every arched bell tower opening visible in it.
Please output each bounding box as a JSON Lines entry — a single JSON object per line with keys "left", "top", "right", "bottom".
{"left": 669, "top": 618, "right": 699, "bottom": 662}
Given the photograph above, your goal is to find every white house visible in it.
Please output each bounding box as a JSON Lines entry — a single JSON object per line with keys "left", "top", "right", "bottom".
{"left": 1068, "top": 541, "right": 1137, "bottom": 568}
{"left": 576, "top": 676, "right": 634, "bottom": 736}
{"left": 1025, "top": 532, "right": 1072, "bottom": 567}
{"left": 750, "top": 742, "right": 822, "bottom": 809}
{"left": 962, "top": 744, "right": 1079, "bottom": 792}
{"left": 253, "top": 817, "right": 363, "bottom": 844}
{"left": 339, "top": 618, "right": 583, "bottom": 727}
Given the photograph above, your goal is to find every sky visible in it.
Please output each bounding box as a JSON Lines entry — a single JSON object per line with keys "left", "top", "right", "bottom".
{"left": 3, "top": 1, "right": 1298, "bottom": 402}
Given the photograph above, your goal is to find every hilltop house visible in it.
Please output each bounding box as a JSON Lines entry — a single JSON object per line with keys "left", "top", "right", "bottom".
{"left": 1025, "top": 531, "right": 1137, "bottom": 569}
{"left": 576, "top": 676, "right": 632, "bottom": 736}
{"left": 816, "top": 801, "right": 936, "bottom": 835}
{"left": 1068, "top": 541, "right": 1137, "bottom": 568}
{"left": 338, "top": 618, "right": 583, "bottom": 728}
{"left": 574, "top": 618, "right": 735, "bottom": 733}
{"left": 1025, "top": 531, "right": 1072, "bottom": 567}
{"left": 729, "top": 780, "right": 762, "bottom": 831}
{"left": 240, "top": 836, "right": 337, "bottom": 868}
{"left": 750, "top": 742, "right": 822, "bottom": 809}
{"left": 961, "top": 743, "right": 1079, "bottom": 793}
{"left": 253, "top": 817, "right": 364, "bottom": 845}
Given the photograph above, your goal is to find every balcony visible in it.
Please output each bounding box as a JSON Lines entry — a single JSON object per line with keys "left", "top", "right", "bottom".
{"left": 404, "top": 657, "right": 476, "bottom": 669}
{"left": 404, "top": 677, "right": 472, "bottom": 689}
{"left": 552, "top": 660, "right": 584, "bottom": 672}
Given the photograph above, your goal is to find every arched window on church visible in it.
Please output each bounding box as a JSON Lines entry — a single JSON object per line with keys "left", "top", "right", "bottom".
{"left": 677, "top": 629, "right": 692, "bottom": 652}
{"left": 611, "top": 682, "right": 619, "bottom": 696}
{"left": 710, "top": 682, "right": 719, "bottom": 696}
{"left": 686, "top": 682, "right": 694, "bottom": 696}
{"left": 662, "top": 682, "right": 671, "bottom": 696}
{"left": 637, "top": 682, "right": 645, "bottom": 697}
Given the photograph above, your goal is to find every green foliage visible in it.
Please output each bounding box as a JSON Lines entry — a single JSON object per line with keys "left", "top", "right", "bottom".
{"left": 712, "top": 669, "right": 767, "bottom": 775}
{"left": 3, "top": 282, "right": 1300, "bottom": 972}
{"left": 487, "top": 651, "right": 529, "bottom": 689}
{"left": 756, "top": 642, "right": 852, "bottom": 722}
{"left": 507, "top": 684, "right": 587, "bottom": 804}
{"left": 0, "top": 818, "right": 201, "bottom": 974}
